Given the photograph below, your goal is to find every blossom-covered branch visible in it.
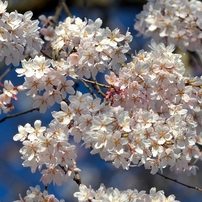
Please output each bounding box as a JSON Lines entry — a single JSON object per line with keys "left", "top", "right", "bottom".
{"left": 2, "top": 0, "right": 202, "bottom": 201}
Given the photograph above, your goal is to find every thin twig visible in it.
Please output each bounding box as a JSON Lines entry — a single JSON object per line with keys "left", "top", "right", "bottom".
{"left": 80, "top": 78, "right": 97, "bottom": 98}
{"left": 58, "top": 164, "right": 67, "bottom": 174}
{"left": 81, "top": 78, "right": 110, "bottom": 88}
{"left": 157, "top": 172, "right": 202, "bottom": 192}
{"left": 74, "top": 170, "right": 82, "bottom": 186}
{"left": 59, "top": 162, "right": 82, "bottom": 186}
{"left": 0, "top": 108, "right": 38, "bottom": 123}
{"left": 40, "top": 50, "right": 53, "bottom": 60}
{"left": 52, "top": 1, "right": 63, "bottom": 24}
{"left": 0, "top": 64, "right": 14, "bottom": 81}
{"left": 73, "top": 159, "right": 82, "bottom": 186}
{"left": 92, "top": 79, "right": 106, "bottom": 98}
{"left": 60, "top": 0, "right": 73, "bottom": 18}
{"left": 109, "top": 66, "right": 119, "bottom": 77}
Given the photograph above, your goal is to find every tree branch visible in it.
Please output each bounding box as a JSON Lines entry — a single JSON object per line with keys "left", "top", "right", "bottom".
{"left": 0, "top": 64, "right": 14, "bottom": 81}
{"left": 52, "top": 0, "right": 63, "bottom": 24}
{"left": 81, "top": 78, "right": 109, "bottom": 98}
{"left": 81, "top": 78, "right": 110, "bottom": 88}
{"left": 58, "top": 162, "right": 82, "bottom": 186}
{"left": 157, "top": 172, "right": 202, "bottom": 192}
{"left": 80, "top": 78, "right": 97, "bottom": 98}
{"left": 60, "top": 0, "right": 72, "bottom": 18}
{"left": 0, "top": 108, "right": 39, "bottom": 123}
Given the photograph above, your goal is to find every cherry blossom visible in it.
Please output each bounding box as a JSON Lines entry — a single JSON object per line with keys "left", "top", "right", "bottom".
{"left": 5, "top": 0, "right": 202, "bottom": 201}
{"left": 16, "top": 55, "right": 75, "bottom": 113}
{"left": 134, "top": 0, "right": 202, "bottom": 52}
{"left": 50, "top": 16, "right": 132, "bottom": 78}
{"left": 0, "top": 1, "right": 43, "bottom": 66}
{"left": 14, "top": 185, "right": 64, "bottom": 202}
{"left": 74, "top": 184, "right": 179, "bottom": 202}
{"left": 14, "top": 118, "right": 78, "bottom": 185}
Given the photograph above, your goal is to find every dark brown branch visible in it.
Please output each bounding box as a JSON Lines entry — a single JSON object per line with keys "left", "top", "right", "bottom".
{"left": 60, "top": 0, "right": 72, "bottom": 18}
{"left": 81, "top": 78, "right": 109, "bottom": 98}
{"left": 51, "top": 0, "right": 72, "bottom": 25}
{"left": 81, "top": 78, "right": 110, "bottom": 88}
{"left": 157, "top": 172, "right": 202, "bottom": 192}
{"left": 0, "top": 64, "right": 14, "bottom": 81}
{"left": 52, "top": 1, "right": 63, "bottom": 24}
{"left": 81, "top": 78, "right": 97, "bottom": 98}
{"left": 59, "top": 162, "right": 82, "bottom": 186}
{"left": 74, "top": 170, "right": 82, "bottom": 186}
{"left": 0, "top": 108, "right": 38, "bottom": 123}
{"left": 93, "top": 79, "right": 106, "bottom": 98}
{"left": 73, "top": 159, "right": 82, "bottom": 186}
{"left": 58, "top": 164, "right": 67, "bottom": 174}
{"left": 40, "top": 50, "right": 53, "bottom": 60}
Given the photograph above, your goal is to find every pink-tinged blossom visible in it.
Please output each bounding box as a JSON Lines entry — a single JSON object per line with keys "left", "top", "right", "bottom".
{"left": 40, "top": 26, "right": 54, "bottom": 41}
{"left": 105, "top": 71, "right": 119, "bottom": 86}
{"left": 3, "top": 80, "right": 18, "bottom": 99}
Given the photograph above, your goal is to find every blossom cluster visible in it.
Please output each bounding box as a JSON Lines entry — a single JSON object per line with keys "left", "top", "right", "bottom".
{"left": 50, "top": 41, "right": 202, "bottom": 176}
{"left": 0, "top": 1, "right": 43, "bottom": 66}
{"left": 49, "top": 16, "right": 132, "bottom": 78}
{"left": 14, "top": 185, "right": 64, "bottom": 202}
{"left": 100, "top": 40, "right": 202, "bottom": 175}
{"left": 13, "top": 119, "right": 78, "bottom": 186}
{"left": 16, "top": 55, "right": 75, "bottom": 113}
{"left": 134, "top": 0, "right": 202, "bottom": 52}
{"left": 74, "top": 184, "right": 179, "bottom": 202}
{"left": 7, "top": 0, "right": 202, "bottom": 200}
{"left": 15, "top": 15, "right": 132, "bottom": 113}
{"left": 14, "top": 40, "right": 202, "bottom": 184}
